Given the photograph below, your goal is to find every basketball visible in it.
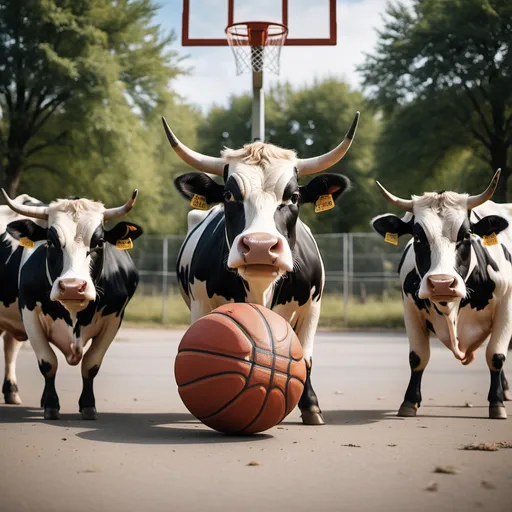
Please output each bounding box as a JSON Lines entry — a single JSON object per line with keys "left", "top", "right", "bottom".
{"left": 174, "top": 303, "right": 306, "bottom": 434}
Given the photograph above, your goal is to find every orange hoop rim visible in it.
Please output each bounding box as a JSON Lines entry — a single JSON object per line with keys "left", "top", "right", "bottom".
{"left": 225, "top": 21, "right": 288, "bottom": 47}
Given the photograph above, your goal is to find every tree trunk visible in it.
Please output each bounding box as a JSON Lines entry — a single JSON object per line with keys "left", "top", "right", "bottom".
{"left": 2, "top": 159, "right": 23, "bottom": 199}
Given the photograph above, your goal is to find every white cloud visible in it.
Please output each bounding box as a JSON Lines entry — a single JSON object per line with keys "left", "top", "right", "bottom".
{"left": 173, "top": 0, "right": 412, "bottom": 111}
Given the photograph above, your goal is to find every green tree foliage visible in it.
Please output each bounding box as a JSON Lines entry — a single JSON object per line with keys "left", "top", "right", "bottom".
{"left": 358, "top": 0, "right": 512, "bottom": 201}
{"left": 0, "top": 0, "right": 184, "bottom": 213}
{"left": 189, "top": 79, "right": 379, "bottom": 233}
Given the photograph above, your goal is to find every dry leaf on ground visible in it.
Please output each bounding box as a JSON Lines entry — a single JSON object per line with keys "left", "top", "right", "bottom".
{"left": 462, "top": 443, "right": 499, "bottom": 452}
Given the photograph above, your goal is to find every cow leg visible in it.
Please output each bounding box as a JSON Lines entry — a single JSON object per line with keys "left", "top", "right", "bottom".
{"left": 398, "top": 301, "right": 431, "bottom": 417}
{"left": 502, "top": 371, "right": 512, "bottom": 402}
{"left": 3, "top": 332, "right": 23, "bottom": 405}
{"left": 294, "top": 299, "right": 324, "bottom": 425}
{"left": 485, "top": 298, "right": 512, "bottom": 419}
{"left": 78, "top": 321, "right": 120, "bottom": 420}
{"left": 23, "top": 314, "right": 60, "bottom": 419}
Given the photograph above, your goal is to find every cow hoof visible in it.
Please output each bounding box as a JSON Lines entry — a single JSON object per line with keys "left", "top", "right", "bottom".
{"left": 397, "top": 402, "right": 418, "bottom": 417}
{"left": 301, "top": 407, "right": 325, "bottom": 425}
{"left": 489, "top": 406, "right": 507, "bottom": 420}
{"left": 44, "top": 408, "right": 60, "bottom": 420}
{"left": 504, "top": 389, "right": 512, "bottom": 402}
{"left": 4, "top": 393, "right": 22, "bottom": 405}
{"left": 81, "top": 407, "right": 98, "bottom": 420}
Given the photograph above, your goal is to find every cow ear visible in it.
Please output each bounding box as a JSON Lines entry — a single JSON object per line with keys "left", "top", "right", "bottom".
{"left": 299, "top": 173, "right": 350, "bottom": 204}
{"left": 104, "top": 222, "right": 144, "bottom": 245}
{"left": 471, "top": 215, "right": 509, "bottom": 238}
{"left": 372, "top": 214, "right": 413, "bottom": 239}
{"left": 6, "top": 219, "right": 47, "bottom": 242}
{"left": 174, "top": 173, "right": 224, "bottom": 204}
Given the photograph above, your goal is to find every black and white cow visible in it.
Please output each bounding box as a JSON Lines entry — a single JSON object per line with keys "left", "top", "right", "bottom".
{"left": 372, "top": 170, "right": 512, "bottom": 419}
{"left": 1, "top": 190, "right": 143, "bottom": 420}
{"left": 162, "top": 113, "right": 359, "bottom": 425}
{"left": 0, "top": 194, "right": 47, "bottom": 405}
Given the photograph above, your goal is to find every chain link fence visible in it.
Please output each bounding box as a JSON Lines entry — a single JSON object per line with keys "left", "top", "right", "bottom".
{"left": 129, "top": 233, "right": 410, "bottom": 327}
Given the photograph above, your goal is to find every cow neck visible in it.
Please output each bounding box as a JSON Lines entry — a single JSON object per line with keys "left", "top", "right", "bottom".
{"left": 244, "top": 279, "right": 275, "bottom": 308}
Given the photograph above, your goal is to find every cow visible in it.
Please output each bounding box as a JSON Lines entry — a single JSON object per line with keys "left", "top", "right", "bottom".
{"left": 1, "top": 190, "right": 143, "bottom": 420}
{"left": 371, "top": 170, "right": 512, "bottom": 420}
{"left": 0, "top": 194, "right": 47, "bottom": 405}
{"left": 162, "top": 112, "right": 359, "bottom": 425}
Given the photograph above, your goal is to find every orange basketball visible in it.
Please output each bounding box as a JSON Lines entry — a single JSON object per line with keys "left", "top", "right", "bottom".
{"left": 174, "top": 303, "right": 306, "bottom": 434}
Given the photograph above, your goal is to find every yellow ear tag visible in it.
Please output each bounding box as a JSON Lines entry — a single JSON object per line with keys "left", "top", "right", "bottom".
{"left": 315, "top": 194, "right": 335, "bottom": 213}
{"left": 116, "top": 238, "right": 133, "bottom": 250}
{"left": 384, "top": 232, "right": 399, "bottom": 246}
{"left": 19, "top": 237, "right": 34, "bottom": 249}
{"left": 483, "top": 233, "right": 498, "bottom": 246}
{"left": 190, "top": 194, "right": 208, "bottom": 211}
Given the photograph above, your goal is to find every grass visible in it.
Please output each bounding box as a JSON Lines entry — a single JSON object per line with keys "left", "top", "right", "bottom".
{"left": 123, "top": 293, "right": 406, "bottom": 330}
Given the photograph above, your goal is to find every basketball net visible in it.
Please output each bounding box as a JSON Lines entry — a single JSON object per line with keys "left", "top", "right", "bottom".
{"left": 225, "top": 22, "right": 288, "bottom": 75}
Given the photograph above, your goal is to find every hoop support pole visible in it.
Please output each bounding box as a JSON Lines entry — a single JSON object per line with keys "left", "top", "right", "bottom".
{"left": 251, "top": 48, "right": 264, "bottom": 141}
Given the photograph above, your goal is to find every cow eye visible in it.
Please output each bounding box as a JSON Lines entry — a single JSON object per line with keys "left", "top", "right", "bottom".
{"left": 96, "top": 239, "right": 104, "bottom": 249}
{"left": 464, "top": 232, "right": 471, "bottom": 240}
{"left": 224, "top": 191, "right": 234, "bottom": 202}
{"left": 290, "top": 192, "right": 300, "bottom": 205}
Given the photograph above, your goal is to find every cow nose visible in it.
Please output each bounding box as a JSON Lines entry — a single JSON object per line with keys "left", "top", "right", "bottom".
{"left": 427, "top": 274, "right": 458, "bottom": 296}
{"left": 58, "top": 278, "right": 87, "bottom": 299}
{"left": 240, "top": 233, "right": 282, "bottom": 265}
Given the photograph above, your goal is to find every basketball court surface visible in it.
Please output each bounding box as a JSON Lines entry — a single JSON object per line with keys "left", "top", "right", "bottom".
{"left": 1, "top": 329, "right": 511, "bottom": 512}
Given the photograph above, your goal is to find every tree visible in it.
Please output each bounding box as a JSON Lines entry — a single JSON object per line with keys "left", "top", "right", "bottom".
{"left": 358, "top": 0, "right": 512, "bottom": 201}
{"left": 0, "top": 0, "right": 182, "bottom": 197}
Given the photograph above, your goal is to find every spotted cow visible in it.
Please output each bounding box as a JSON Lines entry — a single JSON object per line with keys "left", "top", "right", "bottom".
{"left": 372, "top": 170, "right": 512, "bottom": 419}
{"left": 162, "top": 112, "right": 359, "bottom": 425}
{"left": 2, "top": 190, "right": 143, "bottom": 420}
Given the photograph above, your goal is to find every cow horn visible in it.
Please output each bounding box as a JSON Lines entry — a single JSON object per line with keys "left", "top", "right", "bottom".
{"left": 296, "top": 112, "right": 360, "bottom": 176}
{"left": 375, "top": 181, "right": 414, "bottom": 212}
{"left": 103, "top": 189, "right": 138, "bottom": 221}
{"left": 467, "top": 169, "right": 501, "bottom": 210}
{"left": 162, "top": 117, "right": 225, "bottom": 176}
{"left": 1, "top": 188, "right": 49, "bottom": 220}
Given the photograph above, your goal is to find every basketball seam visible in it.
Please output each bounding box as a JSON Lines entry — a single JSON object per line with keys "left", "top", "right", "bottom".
{"left": 197, "top": 382, "right": 265, "bottom": 420}
{"left": 240, "top": 304, "right": 277, "bottom": 433}
{"left": 177, "top": 370, "right": 249, "bottom": 387}
{"left": 208, "top": 311, "right": 256, "bottom": 347}
{"left": 177, "top": 348, "right": 292, "bottom": 378}
{"left": 282, "top": 324, "right": 292, "bottom": 422}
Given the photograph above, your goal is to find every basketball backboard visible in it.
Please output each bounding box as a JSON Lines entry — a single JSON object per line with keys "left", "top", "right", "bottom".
{"left": 182, "top": 0, "right": 336, "bottom": 46}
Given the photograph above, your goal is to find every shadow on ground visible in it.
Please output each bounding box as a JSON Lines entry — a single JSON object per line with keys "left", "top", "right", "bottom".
{"left": 2, "top": 404, "right": 493, "bottom": 445}
{"left": 0, "top": 405, "right": 403, "bottom": 444}
{"left": 0, "top": 405, "right": 272, "bottom": 445}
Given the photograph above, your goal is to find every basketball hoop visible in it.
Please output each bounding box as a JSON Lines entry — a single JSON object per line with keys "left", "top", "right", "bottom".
{"left": 225, "top": 22, "right": 288, "bottom": 75}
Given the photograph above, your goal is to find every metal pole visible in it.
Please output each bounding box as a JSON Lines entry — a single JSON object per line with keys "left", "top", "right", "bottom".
{"left": 348, "top": 232, "right": 354, "bottom": 298}
{"left": 161, "top": 236, "right": 168, "bottom": 323}
{"left": 343, "top": 233, "right": 349, "bottom": 328}
{"left": 251, "top": 47, "right": 264, "bottom": 141}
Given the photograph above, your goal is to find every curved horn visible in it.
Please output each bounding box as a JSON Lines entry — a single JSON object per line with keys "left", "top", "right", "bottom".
{"left": 467, "top": 169, "right": 501, "bottom": 210}
{"left": 162, "top": 117, "right": 225, "bottom": 176}
{"left": 375, "top": 181, "right": 414, "bottom": 212}
{"left": 103, "top": 189, "right": 138, "bottom": 221}
{"left": 296, "top": 112, "right": 360, "bottom": 176}
{"left": 1, "top": 188, "right": 49, "bottom": 220}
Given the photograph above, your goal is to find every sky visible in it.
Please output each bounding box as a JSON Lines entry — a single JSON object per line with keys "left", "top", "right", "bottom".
{"left": 156, "top": 0, "right": 411, "bottom": 111}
